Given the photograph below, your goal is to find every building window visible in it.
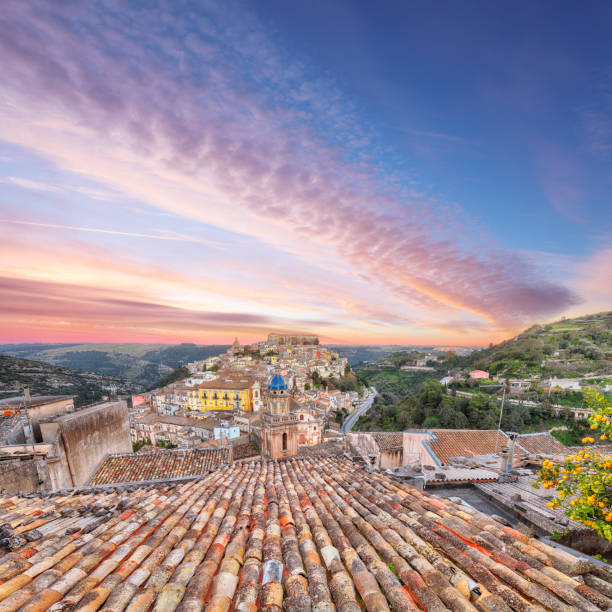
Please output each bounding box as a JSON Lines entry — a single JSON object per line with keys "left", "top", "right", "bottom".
{"left": 300, "top": 414, "right": 304, "bottom": 420}
{"left": 282, "top": 432, "right": 288, "bottom": 451}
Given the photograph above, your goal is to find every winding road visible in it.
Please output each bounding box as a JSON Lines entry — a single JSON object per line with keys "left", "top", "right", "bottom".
{"left": 341, "top": 386, "right": 377, "bottom": 433}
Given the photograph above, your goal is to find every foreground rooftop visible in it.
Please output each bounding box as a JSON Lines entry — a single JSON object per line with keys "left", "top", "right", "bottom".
{"left": 0, "top": 457, "right": 609, "bottom": 611}
{"left": 88, "top": 447, "right": 230, "bottom": 485}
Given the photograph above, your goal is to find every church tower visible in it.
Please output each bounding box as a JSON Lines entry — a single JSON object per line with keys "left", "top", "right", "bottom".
{"left": 260, "top": 373, "right": 298, "bottom": 458}
{"left": 267, "top": 374, "right": 290, "bottom": 414}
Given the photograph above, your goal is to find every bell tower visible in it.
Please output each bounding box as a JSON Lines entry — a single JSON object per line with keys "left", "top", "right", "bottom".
{"left": 267, "top": 374, "right": 289, "bottom": 415}
{"left": 261, "top": 373, "right": 298, "bottom": 458}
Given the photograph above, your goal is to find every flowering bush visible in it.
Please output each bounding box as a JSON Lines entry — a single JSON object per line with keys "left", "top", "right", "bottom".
{"left": 535, "top": 388, "right": 612, "bottom": 540}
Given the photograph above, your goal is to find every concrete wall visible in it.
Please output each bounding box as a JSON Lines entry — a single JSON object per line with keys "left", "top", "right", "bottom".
{"left": 403, "top": 432, "right": 437, "bottom": 466}
{"left": 0, "top": 457, "right": 50, "bottom": 494}
{"left": 58, "top": 400, "right": 131, "bottom": 486}
{"left": 40, "top": 422, "right": 60, "bottom": 443}
{"left": 380, "top": 449, "right": 403, "bottom": 469}
{"left": 28, "top": 398, "right": 73, "bottom": 442}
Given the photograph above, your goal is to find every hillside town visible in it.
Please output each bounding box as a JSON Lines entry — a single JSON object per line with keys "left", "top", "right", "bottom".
{"left": 127, "top": 333, "right": 357, "bottom": 453}
{"left": 0, "top": 332, "right": 610, "bottom": 610}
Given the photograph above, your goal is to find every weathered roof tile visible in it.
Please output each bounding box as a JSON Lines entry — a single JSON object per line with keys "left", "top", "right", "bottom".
{"left": 0, "top": 457, "right": 608, "bottom": 611}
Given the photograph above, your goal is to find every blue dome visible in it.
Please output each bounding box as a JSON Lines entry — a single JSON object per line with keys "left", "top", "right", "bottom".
{"left": 268, "top": 374, "right": 287, "bottom": 390}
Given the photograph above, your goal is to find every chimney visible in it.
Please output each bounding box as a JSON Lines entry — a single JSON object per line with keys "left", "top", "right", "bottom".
{"left": 500, "top": 446, "right": 510, "bottom": 472}
{"left": 506, "top": 432, "right": 518, "bottom": 472}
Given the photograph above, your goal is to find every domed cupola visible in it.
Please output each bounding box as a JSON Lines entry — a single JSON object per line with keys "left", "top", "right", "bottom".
{"left": 268, "top": 374, "right": 287, "bottom": 392}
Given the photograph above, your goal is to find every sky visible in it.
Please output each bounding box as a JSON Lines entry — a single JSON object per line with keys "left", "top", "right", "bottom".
{"left": 0, "top": 0, "right": 611, "bottom": 346}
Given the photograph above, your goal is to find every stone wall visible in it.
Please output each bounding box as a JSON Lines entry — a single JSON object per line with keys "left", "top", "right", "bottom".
{"left": 380, "top": 449, "right": 403, "bottom": 469}
{"left": 0, "top": 457, "right": 47, "bottom": 494}
{"left": 28, "top": 398, "right": 73, "bottom": 442}
{"left": 58, "top": 400, "right": 131, "bottom": 486}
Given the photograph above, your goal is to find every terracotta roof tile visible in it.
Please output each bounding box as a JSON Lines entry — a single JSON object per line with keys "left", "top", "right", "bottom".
{"left": 0, "top": 457, "right": 608, "bottom": 611}
{"left": 427, "top": 429, "right": 520, "bottom": 465}
{"left": 88, "top": 448, "right": 230, "bottom": 485}
{"left": 516, "top": 432, "right": 567, "bottom": 455}
{"left": 372, "top": 432, "right": 403, "bottom": 451}
{"left": 231, "top": 441, "right": 259, "bottom": 461}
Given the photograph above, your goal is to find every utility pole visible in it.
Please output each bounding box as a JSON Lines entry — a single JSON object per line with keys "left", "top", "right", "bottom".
{"left": 494, "top": 383, "right": 506, "bottom": 455}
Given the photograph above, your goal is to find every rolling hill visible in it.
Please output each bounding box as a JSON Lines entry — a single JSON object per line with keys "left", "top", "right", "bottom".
{"left": 454, "top": 311, "right": 612, "bottom": 379}
{"left": 0, "top": 355, "right": 138, "bottom": 406}
{"left": 0, "top": 343, "right": 229, "bottom": 388}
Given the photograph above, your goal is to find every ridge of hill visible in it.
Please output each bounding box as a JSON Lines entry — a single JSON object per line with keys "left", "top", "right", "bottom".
{"left": 355, "top": 312, "right": 611, "bottom": 433}
{"left": 454, "top": 311, "right": 612, "bottom": 379}
{"left": 0, "top": 343, "right": 229, "bottom": 388}
{"left": 0, "top": 355, "right": 138, "bottom": 406}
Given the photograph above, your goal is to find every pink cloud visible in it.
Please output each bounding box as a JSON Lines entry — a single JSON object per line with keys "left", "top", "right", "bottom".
{"left": 0, "top": 1, "right": 581, "bottom": 341}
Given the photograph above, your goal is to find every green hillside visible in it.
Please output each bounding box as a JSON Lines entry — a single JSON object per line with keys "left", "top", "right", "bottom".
{"left": 454, "top": 311, "right": 611, "bottom": 378}
{"left": 0, "top": 355, "right": 138, "bottom": 406}
{"left": 355, "top": 312, "right": 611, "bottom": 433}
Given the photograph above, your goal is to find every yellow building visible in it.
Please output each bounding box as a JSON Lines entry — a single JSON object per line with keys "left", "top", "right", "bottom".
{"left": 187, "top": 378, "right": 254, "bottom": 412}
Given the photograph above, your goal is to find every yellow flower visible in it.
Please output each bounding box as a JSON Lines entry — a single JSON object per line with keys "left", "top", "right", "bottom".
{"left": 606, "top": 513, "right": 612, "bottom": 522}
{"left": 590, "top": 424, "right": 597, "bottom": 430}
{"left": 601, "top": 434, "right": 607, "bottom": 441}
{"left": 546, "top": 502, "right": 555, "bottom": 508}
{"left": 598, "top": 502, "right": 606, "bottom": 508}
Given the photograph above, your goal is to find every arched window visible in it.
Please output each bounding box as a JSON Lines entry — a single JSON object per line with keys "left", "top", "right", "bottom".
{"left": 214, "top": 392, "right": 218, "bottom": 400}
{"left": 282, "top": 432, "right": 288, "bottom": 451}
{"left": 224, "top": 393, "right": 228, "bottom": 400}
{"left": 203, "top": 393, "right": 207, "bottom": 399}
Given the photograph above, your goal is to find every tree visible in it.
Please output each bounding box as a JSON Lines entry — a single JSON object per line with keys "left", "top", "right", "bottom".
{"left": 536, "top": 389, "right": 612, "bottom": 540}
{"left": 438, "top": 402, "right": 468, "bottom": 428}
{"left": 344, "top": 363, "right": 351, "bottom": 377}
{"left": 418, "top": 380, "right": 443, "bottom": 417}
{"left": 422, "top": 415, "right": 441, "bottom": 428}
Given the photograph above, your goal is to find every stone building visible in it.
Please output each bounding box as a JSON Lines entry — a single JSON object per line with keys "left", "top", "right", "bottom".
{"left": 0, "top": 399, "right": 131, "bottom": 492}
{"left": 187, "top": 377, "right": 255, "bottom": 412}
{"left": 260, "top": 374, "right": 299, "bottom": 459}
{"left": 267, "top": 332, "right": 319, "bottom": 346}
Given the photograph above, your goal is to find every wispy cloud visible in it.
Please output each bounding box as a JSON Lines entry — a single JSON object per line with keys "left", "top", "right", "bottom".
{"left": 0, "top": 1, "right": 582, "bottom": 341}
{"left": 2, "top": 176, "right": 64, "bottom": 193}
{"left": 2, "top": 176, "right": 115, "bottom": 200}
{"left": 1, "top": 219, "right": 222, "bottom": 246}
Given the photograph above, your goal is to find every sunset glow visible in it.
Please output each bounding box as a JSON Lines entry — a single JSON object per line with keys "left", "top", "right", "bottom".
{"left": 1, "top": 2, "right": 610, "bottom": 345}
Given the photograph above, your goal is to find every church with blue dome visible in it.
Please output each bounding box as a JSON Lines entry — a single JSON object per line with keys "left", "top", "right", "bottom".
{"left": 261, "top": 371, "right": 299, "bottom": 458}
{"left": 267, "top": 373, "right": 287, "bottom": 391}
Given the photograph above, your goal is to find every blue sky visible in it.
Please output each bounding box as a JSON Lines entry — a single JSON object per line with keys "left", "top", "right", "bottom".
{"left": 254, "top": 0, "right": 612, "bottom": 252}
{"left": 0, "top": 1, "right": 610, "bottom": 344}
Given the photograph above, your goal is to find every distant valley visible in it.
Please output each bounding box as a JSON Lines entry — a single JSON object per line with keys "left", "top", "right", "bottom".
{"left": 0, "top": 343, "right": 230, "bottom": 389}
{"left": 0, "top": 355, "right": 135, "bottom": 406}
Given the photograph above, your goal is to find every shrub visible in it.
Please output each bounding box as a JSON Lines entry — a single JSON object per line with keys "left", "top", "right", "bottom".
{"left": 535, "top": 389, "right": 612, "bottom": 540}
